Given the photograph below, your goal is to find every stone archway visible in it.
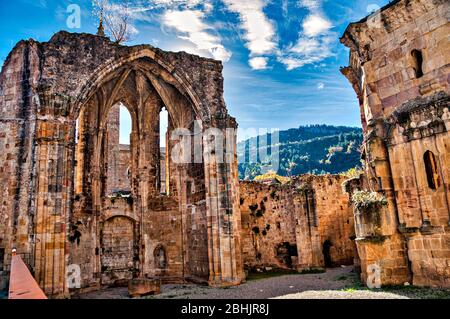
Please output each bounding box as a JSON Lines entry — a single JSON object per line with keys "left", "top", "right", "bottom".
{"left": 0, "top": 31, "right": 245, "bottom": 297}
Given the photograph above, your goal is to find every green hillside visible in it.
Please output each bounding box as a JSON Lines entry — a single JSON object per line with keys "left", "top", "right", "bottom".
{"left": 238, "top": 125, "right": 363, "bottom": 180}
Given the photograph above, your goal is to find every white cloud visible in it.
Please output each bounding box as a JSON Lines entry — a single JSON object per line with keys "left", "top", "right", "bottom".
{"left": 317, "top": 82, "right": 325, "bottom": 90}
{"left": 162, "top": 9, "right": 232, "bottom": 61}
{"left": 279, "top": 34, "right": 334, "bottom": 70}
{"left": 249, "top": 57, "right": 268, "bottom": 70}
{"left": 279, "top": 0, "right": 335, "bottom": 70}
{"left": 302, "top": 14, "right": 332, "bottom": 37}
{"left": 223, "top": 0, "right": 276, "bottom": 69}
{"left": 99, "top": 1, "right": 229, "bottom": 61}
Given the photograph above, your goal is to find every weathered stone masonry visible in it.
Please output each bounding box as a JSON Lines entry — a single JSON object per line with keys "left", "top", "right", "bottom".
{"left": 0, "top": 31, "right": 245, "bottom": 296}
{"left": 0, "top": 31, "right": 355, "bottom": 297}
{"left": 239, "top": 175, "right": 355, "bottom": 272}
{"left": 0, "top": 0, "right": 448, "bottom": 297}
{"left": 341, "top": 0, "right": 450, "bottom": 287}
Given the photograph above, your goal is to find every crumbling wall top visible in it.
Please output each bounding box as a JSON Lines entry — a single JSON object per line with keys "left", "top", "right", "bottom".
{"left": 1, "top": 31, "right": 232, "bottom": 125}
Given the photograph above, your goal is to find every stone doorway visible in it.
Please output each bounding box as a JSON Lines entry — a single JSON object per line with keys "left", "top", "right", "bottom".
{"left": 322, "top": 240, "right": 333, "bottom": 268}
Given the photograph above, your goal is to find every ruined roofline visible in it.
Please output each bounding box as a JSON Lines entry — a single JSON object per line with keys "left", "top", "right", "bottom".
{"left": 240, "top": 174, "right": 348, "bottom": 185}
{"left": 0, "top": 39, "right": 35, "bottom": 77}
{"left": 346, "top": 0, "right": 401, "bottom": 27}
{"left": 340, "top": 0, "right": 402, "bottom": 49}
{"left": 53, "top": 31, "right": 224, "bottom": 65}
{"left": 1, "top": 30, "right": 224, "bottom": 76}
{"left": 341, "top": 0, "right": 449, "bottom": 49}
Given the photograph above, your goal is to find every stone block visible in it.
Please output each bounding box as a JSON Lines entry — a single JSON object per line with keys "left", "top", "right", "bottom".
{"left": 128, "top": 278, "right": 161, "bottom": 297}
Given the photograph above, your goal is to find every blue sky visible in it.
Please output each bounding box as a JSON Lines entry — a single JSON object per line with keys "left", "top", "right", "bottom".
{"left": 0, "top": 0, "right": 391, "bottom": 143}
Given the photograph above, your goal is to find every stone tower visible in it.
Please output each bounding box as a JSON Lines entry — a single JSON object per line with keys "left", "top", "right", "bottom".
{"left": 341, "top": 0, "right": 449, "bottom": 287}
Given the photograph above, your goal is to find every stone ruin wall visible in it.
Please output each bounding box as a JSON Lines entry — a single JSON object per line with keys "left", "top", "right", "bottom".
{"left": 0, "top": 40, "right": 40, "bottom": 291}
{"left": 0, "top": 31, "right": 245, "bottom": 296}
{"left": 1, "top": 0, "right": 449, "bottom": 296}
{"left": 341, "top": 0, "right": 450, "bottom": 287}
{"left": 239, "top": 175, "right": 356, "bottom": 272}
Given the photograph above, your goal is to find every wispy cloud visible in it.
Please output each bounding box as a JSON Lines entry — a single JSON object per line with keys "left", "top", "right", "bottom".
{"left": 223, "top": 0, "right": 276, "bottom": 70}
{"left": 249, "top": 57, "right": 269, "bottom": 70}
{"left": 279, "top": 0, "right": 336, "bottom": 70}
{"left": 93, "top": 1, "right": 231, "bottom": 61}
{"left": 90, "top": 0, "right": 337, "bottom": 70}
{"left": 20, "top": 0, "right": 47, "bottom": 9}
{"left": 162, "top": 9, "right": 231, "bottom": 61}
{"left": 298, "top": 0, "right": 321, "bottom": 10}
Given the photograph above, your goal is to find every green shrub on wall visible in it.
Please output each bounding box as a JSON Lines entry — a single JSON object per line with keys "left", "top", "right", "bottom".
{"left": 352, "top": 190, "right": 387, "bottom": 210}
{"left": 352, "top": 190, "right": 388, "bottom": 227}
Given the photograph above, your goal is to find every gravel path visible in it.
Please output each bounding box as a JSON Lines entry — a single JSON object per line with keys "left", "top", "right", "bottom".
{"left": 151, "top": 267, "right": 356, "bottom": 299}
{"left": 76, "top": 266, "right": 376, "bottom": 299}
{"left": 274, "top": 290, "right": 408, "bottom": 299}
{"left": 74, "top": 266, "right": 450, "bottom": 299}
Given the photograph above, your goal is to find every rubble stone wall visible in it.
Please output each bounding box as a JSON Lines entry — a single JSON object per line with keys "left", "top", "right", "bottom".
{"left": 239, "top": 175, "right": 355, "bottom": 271}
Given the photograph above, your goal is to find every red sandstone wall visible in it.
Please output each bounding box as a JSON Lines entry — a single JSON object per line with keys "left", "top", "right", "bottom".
{"left": 342, "top": 0, "right": 450, "bottom": 287}
{"left": 240, "top": 181, "right": 298, "bottom": 270}
{"left": 239, "top": 175, "right": 355, "bottom": 272}
{"left": 0, "top": 40, "right": 41, "bottom": 290}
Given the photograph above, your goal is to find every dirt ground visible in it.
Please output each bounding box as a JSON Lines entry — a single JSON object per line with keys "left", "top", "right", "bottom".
{"left": 73, "top": 266, "right": 450, "bottom": 300}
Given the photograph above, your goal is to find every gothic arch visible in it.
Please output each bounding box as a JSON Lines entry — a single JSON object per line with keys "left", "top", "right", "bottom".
{"left": 71, "top": 49, "right": 208, "bottom": 124}
{"left": 0, "top": 31, "right": 244, "bottom": 297}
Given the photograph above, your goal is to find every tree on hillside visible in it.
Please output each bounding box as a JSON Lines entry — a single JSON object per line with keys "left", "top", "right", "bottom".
{"left": 286, "top": 161, "right": 297, "bottom": 177}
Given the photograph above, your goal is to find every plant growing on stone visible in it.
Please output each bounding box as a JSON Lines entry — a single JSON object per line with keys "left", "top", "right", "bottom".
{"left": 352, "top": 190, "right": 387, "bottom": 210}
{"left": 341, "top": 167, "right": 364, "bottom": 179}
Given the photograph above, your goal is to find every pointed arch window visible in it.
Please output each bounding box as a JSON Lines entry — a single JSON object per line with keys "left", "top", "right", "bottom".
{"left": 424, "top": 151, "right": 440, "bottom": 190}
{"left": 411, "top": 49, "right": 424, "bottom": 78}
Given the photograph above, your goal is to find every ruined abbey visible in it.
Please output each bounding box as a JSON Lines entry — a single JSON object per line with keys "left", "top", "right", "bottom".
{"left": 0, "top": 0, "right": 449, "bottom": 298}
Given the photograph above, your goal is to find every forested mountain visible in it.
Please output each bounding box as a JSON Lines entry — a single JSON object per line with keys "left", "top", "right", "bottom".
{"left": 238, "top": 125, "right": 363, "bottom": 180}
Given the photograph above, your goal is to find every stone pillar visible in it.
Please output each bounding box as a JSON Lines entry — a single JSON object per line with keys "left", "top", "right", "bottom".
{"left": 203, "top": 118, "right": 244, "bottom": 286}
{"left": 33, "top": 119, "right": 72, "bottom": 297}
{"left": 295, "top": 189, "right": 323, "bottom": 270}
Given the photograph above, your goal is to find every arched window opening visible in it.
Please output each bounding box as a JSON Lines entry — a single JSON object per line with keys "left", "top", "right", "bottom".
{"left": 160, "top": 108, "right": 169, "bottom": 195}
{"left": 126, "top": 166, "right": 131, "bottom": 183}
{"left": 75, "top": 118, "right": 79, "bottom": 144}
{"left": 411, "top": 49, "right": 424, "bottom": 78}
{"left": 424, "top": 151, "right": 440, "bottom": 190}
{"left": 106, "top": 103, "right": 132, "bottom": 194}
{"left": 119, "top": 104, "right": 132, "bottom": 145}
